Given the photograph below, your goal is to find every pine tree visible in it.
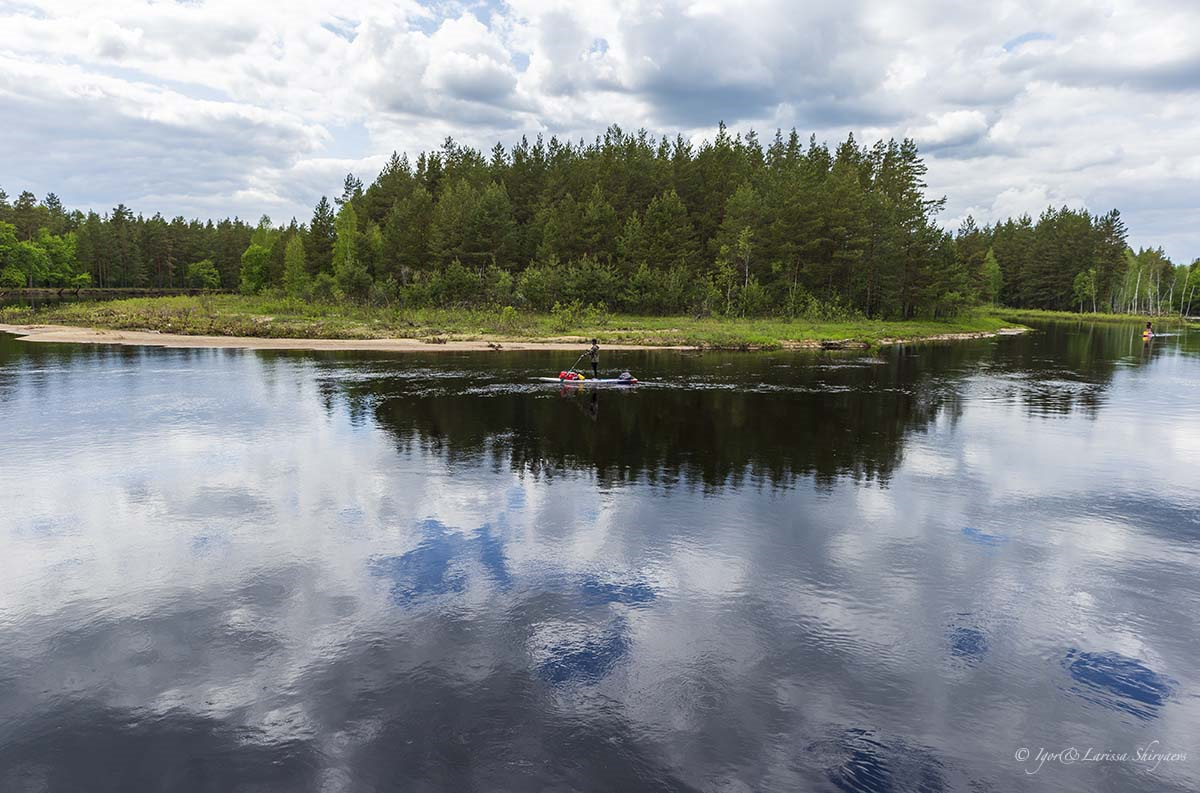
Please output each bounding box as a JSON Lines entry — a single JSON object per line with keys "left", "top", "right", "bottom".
{"left": 428, "top": 179, "right": 479, "bottom": 266}
{"left": 306, "top": 197, "right": 336, "bottom": 275}
{"left": 642, "top": 189, "right": 699, "bottom": 273}
{"left": 335, "top": 173, "right": 364, "bottom": 208}
{"left": 381, "top": 186, "right": 433, "bottom": 283}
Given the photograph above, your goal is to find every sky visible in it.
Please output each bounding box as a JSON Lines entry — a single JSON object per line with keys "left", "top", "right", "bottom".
{"left": 1, "top": 0, "right": 1198, "bottom": 262}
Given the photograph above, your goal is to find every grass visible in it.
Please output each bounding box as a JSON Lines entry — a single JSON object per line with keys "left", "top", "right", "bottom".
{"left": 1, "top": 294, "right": 1028, "bottom": 349}
{"left": 985, "top": 306, "right": 1192, "bottom": 326}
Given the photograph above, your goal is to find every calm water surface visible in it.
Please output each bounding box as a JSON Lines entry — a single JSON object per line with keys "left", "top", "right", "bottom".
{"left": 1, "top": 322, "right": 1198, "bottom": 792}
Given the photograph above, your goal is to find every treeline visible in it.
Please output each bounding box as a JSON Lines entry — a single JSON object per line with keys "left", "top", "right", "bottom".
{"left": 0, "top": 191, "right": 251, "bottom": 291}
{"left": 957, "top": 208, "right": 1199, "bottom": 316}
{"left": 3, "top": 123, "right": 1195, "bottom": 316}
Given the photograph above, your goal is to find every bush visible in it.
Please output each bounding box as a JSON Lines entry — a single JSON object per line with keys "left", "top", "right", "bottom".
{"left": 335, "top": 261, "right": 372, "bottom": 302}
{"left": 738, "top": 277, "right": 770, "bottom": 316}
{"left": 483, "top": 265, "right": 515, "bottom": 306}
{"left": 369, "top": 277, "right": 401, "bottom": 307}
{"left": 429, "top": 259, "right": 482, "bottom": 306}
{"left": 929, "top": 290, "right": 971, "bottom": 318}
{"left": 186, "top": 259, "right": 221, "bottom": 290}
{"left": 779, "top": 283, "right": 856, "bottom": 321}
{"left": 583, "top": 301, "right": 611, "bottom": 327}
{"left": 560, "top": 256, "right": 621, "bottom": 306}
{"left": 497, "top": 305, "right": 523, "bottom": 332}
{"left": 516, "top": 260, "right": 561, "bottom": 311}
{"left": 550, "top": 299, "right": 582, "bottom": 332}
{"left": 308, "top": 272, "right": 338, "bottom": 303}
{"left": 0, "top": 266, "right": 25, "bottom": 289}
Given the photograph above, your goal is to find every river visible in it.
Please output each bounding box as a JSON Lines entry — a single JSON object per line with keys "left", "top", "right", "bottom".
{"left": 0, "top": 321, "right": 1197, "bottom": 792}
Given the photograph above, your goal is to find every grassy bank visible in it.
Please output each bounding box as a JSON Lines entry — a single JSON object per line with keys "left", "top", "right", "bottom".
{"left": 986, "top": 307, "right": 1193, "bottom": 326}
{"left": 0, "top": 294, "right": 1026, "bottom": 349}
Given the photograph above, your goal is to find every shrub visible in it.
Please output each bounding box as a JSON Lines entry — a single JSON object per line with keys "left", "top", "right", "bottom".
{"left": 335, "top": 260, "right": 372, "bottom": 302}
{"left": 738, "top": 277, "right": 770, "bottom": 316}
{"left": 483, "top": 265, "right": 515, "bottom": 306}
{"left": 430, "top": 259, "right": 482, "bottom": 306}
{"left": 583, "top": 301, "right": 611, "bottom": 327}
{"left": 497, "top": 304, "right": 523, "bottom": 332}
{"left": 550, "top": 299, "right": 583, "bottom": 332}
{"left": 560, "top": 256, "right": 621, "bottom": 306}
{"left": 308, "top": 272, "right": 338, "bottom": 303}
{"left": 516, "top": 260, "right": 561, "bottom": 311}
{"left": 369, "top": 277, "right": 401, "bottom": 307}
{"left": 186, "top": 259, "right": 221, "bottom": 290}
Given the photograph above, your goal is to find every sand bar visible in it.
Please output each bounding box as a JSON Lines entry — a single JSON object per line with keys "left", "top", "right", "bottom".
{"left": 0, "top": 323, "right": 697, "bottom": 352}
{"left": 0, "top": 323, "right": 1028, "bottom": 353}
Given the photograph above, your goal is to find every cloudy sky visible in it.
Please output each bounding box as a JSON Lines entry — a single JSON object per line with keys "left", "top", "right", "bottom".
{"left": 1, "top": 0, "right": 1197, "bottom": 261}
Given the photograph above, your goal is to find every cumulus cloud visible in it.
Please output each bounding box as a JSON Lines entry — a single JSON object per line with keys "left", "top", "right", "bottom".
{"left": 905, "top": 110, "right": 990, "bottom": 150}
{"left": 0, "top": 0, "right": 1197, "bottom": 260}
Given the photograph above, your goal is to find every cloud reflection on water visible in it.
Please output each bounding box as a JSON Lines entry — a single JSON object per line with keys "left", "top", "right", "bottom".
{"left": 1, "top": 326, "right": 1199, "bottom": 791}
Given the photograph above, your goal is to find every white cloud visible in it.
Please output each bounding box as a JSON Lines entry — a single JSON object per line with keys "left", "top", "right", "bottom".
{"left": 0, "top": 0, "right": 1197, "bottom": 261}
{"left": 905, "top": 110, "right": 990, "bottom": 149}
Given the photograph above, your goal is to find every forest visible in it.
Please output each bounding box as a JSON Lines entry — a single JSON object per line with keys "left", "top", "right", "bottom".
{"left": 2, "top": 123, "right": 1197, "bottom": 318}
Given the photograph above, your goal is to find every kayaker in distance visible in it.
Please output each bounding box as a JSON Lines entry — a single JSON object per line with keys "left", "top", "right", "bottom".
{"left": 588, "top": 338, "right": 600, "bottom": 377}
{"left": 1144, "top": 321, "right": 1154, "bottom": 339}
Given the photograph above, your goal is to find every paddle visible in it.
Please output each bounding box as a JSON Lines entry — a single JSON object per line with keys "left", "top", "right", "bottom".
{"left": 565, "top": 351, "right": 587, "bottom": 377}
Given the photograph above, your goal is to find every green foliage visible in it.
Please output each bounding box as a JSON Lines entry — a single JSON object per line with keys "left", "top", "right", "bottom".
{"left": 332, "top": 203, "right": 371, "bottom": 301}
{"left": 550, "top": 299, "right": 583, "bottom": 332}
{"left": 981, "top": 248, "right": 1002, "bottom": 306}
{"left": 282, "top": 236, "right": 308, "bottom": 298}
{"left": 239, "top": 244, "right": 272, "bottom": 295}
{"left": 0, "top": 265, "right": 24, "bottom": 289}
{"left": 11, "top": 241, "right": 50, "bottom": 287}
{"left": 738, "top": 277, "right": 770, "bottom": 316}
{"left": 1072, "top": 268, "right": 1097, "bottom": 312}
{"left": 583, "top": 301, "right": 611, "bottom": 327}
{"left": 3, "top": 294, "right": 1024, "bottom": 350}
{"left": 368, "top": 276, "right": 401, "bottom": 307}
{"left": 429, "top": 259, "right": 481, "bottom": 306}
{"left": 547, "top": 299, "right": 610, "bottom": 332}
{"left": 309, "top": 272, "right": 338, "bottom": 302}
{"left": 643, "top": 188, "right": 699, "bottom": 272}
{"left": 516, "top": 260, "right": 559, "bottom": 311}
{"left": 186, "top": 259, "right": 221, "bottom": 290}
{"left": 35, "top": 228, "right": 78, "bottom": 286}
{"left": 978, "top": 206, "right": 1184, "bottom": 314}
{"left": 381, "top": 186, "right": 433, "bottom": 282}
{"left": 9, "top": 122, "right": 1177, "bottom": 317}
{"left": 497, "top": 304, "right": 523, "bottom": 332}
{"left": 0, "top": 219, "right": 85, "bottom": 288}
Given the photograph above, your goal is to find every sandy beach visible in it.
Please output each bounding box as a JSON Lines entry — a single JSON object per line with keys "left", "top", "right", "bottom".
{"left": 0, "top": 323, "right": 699, "bottom": 352}
{"left": 0, "top": 322, "right": 1029, "bottom": 352}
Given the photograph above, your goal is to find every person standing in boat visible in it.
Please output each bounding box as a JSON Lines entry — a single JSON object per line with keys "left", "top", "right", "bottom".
{"left": 588, "top": 339, "right": 600, "bottom": 377}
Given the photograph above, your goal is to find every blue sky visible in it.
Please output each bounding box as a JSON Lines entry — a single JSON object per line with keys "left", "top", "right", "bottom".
{"left": 1, "top": 0, "right": 1198, "bottom": 262}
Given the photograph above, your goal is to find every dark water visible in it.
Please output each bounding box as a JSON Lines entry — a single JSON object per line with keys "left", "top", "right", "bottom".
{"left": 1, "top": 295, "right": 96, "bottom": 310}
{"left": 1, "top": 322, "right": 1198, "bottom": 792}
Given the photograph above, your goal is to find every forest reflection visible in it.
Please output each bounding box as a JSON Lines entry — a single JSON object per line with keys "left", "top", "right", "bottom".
{"left": 293, "top": 321, "right": 1156, "bottom": 490}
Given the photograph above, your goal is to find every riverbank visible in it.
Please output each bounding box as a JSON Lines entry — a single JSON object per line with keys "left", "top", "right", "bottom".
{"left": 0, "top": 295, "right": 1027, "bottom": 351}
{"left": 987, "top": 307, "right": 1194, "bottom": 326}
